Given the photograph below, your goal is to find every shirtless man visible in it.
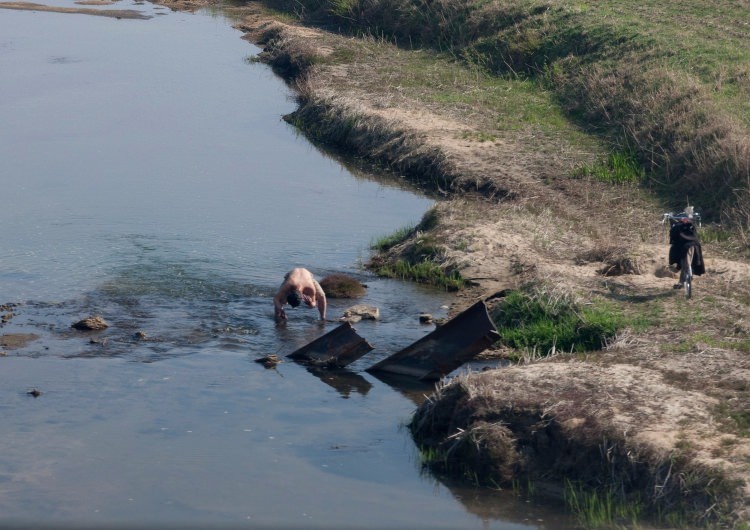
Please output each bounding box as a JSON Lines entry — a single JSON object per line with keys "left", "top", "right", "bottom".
{"left": 273, "top": 267, "right": 327, "bottom": 321}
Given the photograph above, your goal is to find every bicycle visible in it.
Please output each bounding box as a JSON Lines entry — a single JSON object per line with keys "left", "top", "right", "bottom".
{"left": 661, "top": 210, "right": 701, "bottom": 299}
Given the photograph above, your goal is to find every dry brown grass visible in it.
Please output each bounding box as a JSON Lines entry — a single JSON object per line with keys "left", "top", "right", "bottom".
{"left": 318, "top": 273, "right": 366, "bottom": 298}
{"left": 411, "top": 365, "right": 743, "bottom": 525}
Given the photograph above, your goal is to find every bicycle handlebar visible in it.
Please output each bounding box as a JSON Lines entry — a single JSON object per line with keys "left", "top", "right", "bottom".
{"left": 661, "top": 211, "right": 702, "bottom": 226}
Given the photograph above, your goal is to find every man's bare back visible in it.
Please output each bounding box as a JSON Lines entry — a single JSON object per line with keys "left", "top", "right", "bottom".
{"left": 273, "top": 267, "right": 327, "bottom": 321}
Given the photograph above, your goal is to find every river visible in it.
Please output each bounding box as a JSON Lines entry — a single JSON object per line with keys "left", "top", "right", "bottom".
{"left": 0, "top": 1, "right": 574, "bottom": 527}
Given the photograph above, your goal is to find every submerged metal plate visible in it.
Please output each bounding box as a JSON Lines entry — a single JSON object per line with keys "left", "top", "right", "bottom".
{"left": 366, "top": 300, "right": 500, "bottom": 381}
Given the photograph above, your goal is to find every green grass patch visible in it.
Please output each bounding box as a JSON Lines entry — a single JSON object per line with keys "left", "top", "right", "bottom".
{"left": 564, "top": 479, "right": 643, "bottom": 529}
{"left": 375, "top": 259, "right": 466, "bottom": 290}
{"left": 371, "top": 223, "right": 415, "bottom": 252}
{"left": 492, "top": 285, "right": 627, "bottom": 358}
{"left": 716, "top": 402, "right": 750, "bottom": 438}
{"left": 414, "top": 443, "right": 448, "bottom": 468}
{"left": 373, "top": 52, "right": 597, "bottom": 147}
{"left": 697, "top": 224, "right": 733, "bottom": 245}
{"left": 572, "top": 151, "right": 645, "bottom": 184}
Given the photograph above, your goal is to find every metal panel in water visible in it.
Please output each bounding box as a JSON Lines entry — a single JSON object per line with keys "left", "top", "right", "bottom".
{"left": 366, "top": 300, "right": 500, "bottom": 380}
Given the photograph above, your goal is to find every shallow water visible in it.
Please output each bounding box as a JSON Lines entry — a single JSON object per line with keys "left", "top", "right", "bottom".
{"left": 0, "top": 2, "right": 575, "bottom": 527}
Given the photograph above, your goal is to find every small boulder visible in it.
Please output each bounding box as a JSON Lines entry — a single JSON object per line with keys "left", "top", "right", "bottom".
{"left": 72, "top": 316, "right": 109, "bottom": 331}
{"left": 419, "top": 313, "right": 433, "bottom": 324}
{"left": 319, "top": 274, "right": 367, "bottom": 298}
{"left": 340, "top": 304, "right": 380, "bottom": 323}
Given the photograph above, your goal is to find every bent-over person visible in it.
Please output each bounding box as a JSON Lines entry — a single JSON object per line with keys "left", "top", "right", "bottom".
{"left": 274, "top": 267, "right": 327, "bottom": 321}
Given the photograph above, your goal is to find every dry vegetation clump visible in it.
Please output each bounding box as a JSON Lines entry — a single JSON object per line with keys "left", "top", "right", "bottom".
{"left": 410, "top": 366, "right": 742, "bottom": 526}
{"left": 575, "top": 245, "right": 643, "bottom": 276}
{"left": 318, "top": 273, "right": 366, "bottom": 297}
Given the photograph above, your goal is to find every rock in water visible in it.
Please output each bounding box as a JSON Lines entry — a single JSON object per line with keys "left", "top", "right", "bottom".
{"left": 319, "top": 273, "right": 366, "bottom": 298}
{"left": 72, "top": 316, "right": 109, "bottom": 331}
{"left": 340, "top": 304, "right": 380, "bottom": 323}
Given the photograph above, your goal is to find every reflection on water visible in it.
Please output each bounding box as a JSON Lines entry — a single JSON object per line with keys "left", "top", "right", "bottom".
{"left": 305, "top": 366, "right": 374, "bottom": 398}
{"left": 0, "top": 1, "right": 575, "bottom": 528}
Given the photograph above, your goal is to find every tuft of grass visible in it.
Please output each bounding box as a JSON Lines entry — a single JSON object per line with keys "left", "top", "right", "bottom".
{"left": 572, "top": 150, "right": 645, "bottom": 184}
{"left": 698, "top": 224, "right": 733, "bottom": 245}
{"left": 371, "top": 223, "right": 415, "bottom": 252}
{"left": 564, "top": 479, "right": 643, "bottom": 529}
{"left": 492, "top": 285, "right": 626, "bottom": 358}
{"left": 716, "top": 401, "right": 750, "bottom": 438}
{"left": 414, "top": 443, "right": 448, "bottom": 468}
{"left": 417, "top": 207, "right": 440, "bottom": 232}
{"left": 375, "top": 259, "right": 466, "bottom": 290}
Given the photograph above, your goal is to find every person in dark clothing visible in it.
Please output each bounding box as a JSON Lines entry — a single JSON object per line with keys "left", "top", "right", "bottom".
{"left": 669, "top": 217, "right": 705, "bottom": 289}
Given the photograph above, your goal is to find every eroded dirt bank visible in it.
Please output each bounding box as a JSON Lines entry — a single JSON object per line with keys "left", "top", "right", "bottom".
{"left": 220, "top": 2, "right": 750, "bottom": 526}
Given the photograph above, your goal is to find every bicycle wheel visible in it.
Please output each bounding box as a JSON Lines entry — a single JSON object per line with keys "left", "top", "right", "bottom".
{"left": 683, "top": 263, "right": 693, "bottom": 299}
{"left": 680, "top": 248, "right": 695, "bottom": 300}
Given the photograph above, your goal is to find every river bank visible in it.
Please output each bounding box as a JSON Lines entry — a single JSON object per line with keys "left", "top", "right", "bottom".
{"left": 220, "top": 1, "right": 750, "bottom": 526}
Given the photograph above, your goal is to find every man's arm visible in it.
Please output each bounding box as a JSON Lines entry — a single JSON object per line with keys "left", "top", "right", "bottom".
{"left": 273, "top": 288, "right": 288, "bottom": 320}
{"left": 314, "top": 280, "right": 327, "bottom": 320}
{"left": 317, "top": 292, "right": 327, "bottom": 320}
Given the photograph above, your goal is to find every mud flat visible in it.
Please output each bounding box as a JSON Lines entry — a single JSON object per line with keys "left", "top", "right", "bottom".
{"left": 0, "top": 1, "right": 150, "bottom": 18}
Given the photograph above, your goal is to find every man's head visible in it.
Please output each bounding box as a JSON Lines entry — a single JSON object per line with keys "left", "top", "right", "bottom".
{"left": 287, "top": 289, "right": 303, "bottom": 308}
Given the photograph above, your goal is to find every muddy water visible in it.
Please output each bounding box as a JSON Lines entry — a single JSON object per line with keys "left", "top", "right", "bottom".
{"left": 0, "top": 2, "right": 575, "bottom": 528}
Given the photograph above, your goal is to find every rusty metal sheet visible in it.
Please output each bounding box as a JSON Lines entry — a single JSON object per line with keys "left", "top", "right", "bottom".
{"left": 286, "top": 322, "right": 374, "bottom": 368}
{"left": 365, "top": 300, "right": 500, "bottom": 381}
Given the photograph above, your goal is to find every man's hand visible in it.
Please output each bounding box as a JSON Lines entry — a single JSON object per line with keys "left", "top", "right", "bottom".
{"left": 275, "top": 308, "right": 287, "bottom": 321}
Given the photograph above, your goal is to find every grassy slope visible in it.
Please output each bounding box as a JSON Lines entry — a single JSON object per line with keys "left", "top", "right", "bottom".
{"left": 280, "top": 0, "right": 750, "bottom": 226}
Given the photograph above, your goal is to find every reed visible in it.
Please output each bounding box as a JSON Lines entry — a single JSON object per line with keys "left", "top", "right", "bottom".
{"left": 564, "top": 479, "right": 643, "bottom": 529}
